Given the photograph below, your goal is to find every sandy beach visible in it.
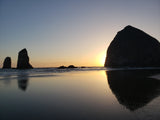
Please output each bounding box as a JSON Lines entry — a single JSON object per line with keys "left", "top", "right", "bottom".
{"left": 0, "top": 67, "right": 160, "bottom": 120}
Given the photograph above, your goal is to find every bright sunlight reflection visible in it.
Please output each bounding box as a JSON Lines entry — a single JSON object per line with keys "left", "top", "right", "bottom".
{"left": 96, "top": 51, "right": 106, "bottom": 66}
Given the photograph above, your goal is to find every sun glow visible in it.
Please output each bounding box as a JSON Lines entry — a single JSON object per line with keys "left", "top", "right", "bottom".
{"left": 96, "top": 51, "right": 106, "bottom": 66}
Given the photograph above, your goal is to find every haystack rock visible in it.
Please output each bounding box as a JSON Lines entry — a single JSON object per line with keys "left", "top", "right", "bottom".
{"left": 2, "top": 57, "right": 11, "bottom": 69}
{"left": 17, "top": 48, "right": 33, "bottom": 69}
{"left": 104, "top": 25, "right": 160, "bottom": 68}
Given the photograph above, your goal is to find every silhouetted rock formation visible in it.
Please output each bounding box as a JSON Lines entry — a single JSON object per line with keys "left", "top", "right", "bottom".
{"left": 68, "top": 65, "right": 77, "bottom": 68}
{"left": 58, "top": 66, "right": 67, "bottom": 69}
{"left": 80, "top": 66, "right": 86, "bottom": 68}
{"left": 105, "top": 25, "right": 160, "bottom": 67}
{"left": 58, "top": 65, "right": 77, "bottom": 69}
{"left": 17, "top": 48, "right": 33, "bottom": 69}
{"left": 2, "top": 57, "right": 11, "bottom": 69}
{"left": 106, "top": 69, "right": 160, "bottom": 111}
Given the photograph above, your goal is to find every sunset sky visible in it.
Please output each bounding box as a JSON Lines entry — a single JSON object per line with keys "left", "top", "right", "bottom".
{"left": 0, "top": 0, "right": 160, "bottom": 67}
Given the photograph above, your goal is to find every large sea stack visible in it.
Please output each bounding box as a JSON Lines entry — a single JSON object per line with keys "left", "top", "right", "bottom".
{"left": 105, "top": 25, "right": 160, "bottom": 68}
{"left": 17, "top": 48, "right": 33, "bottom": 69}
{"left": 2, "top": 57, "right": 11, "bottom": 69}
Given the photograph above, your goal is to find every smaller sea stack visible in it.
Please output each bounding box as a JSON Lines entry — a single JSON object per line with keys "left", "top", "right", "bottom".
{"left": 17, "top": 48, "right": 33, "bottom": 69}
{"left": 3, "top": 57, "right": 11, "bottom": 69}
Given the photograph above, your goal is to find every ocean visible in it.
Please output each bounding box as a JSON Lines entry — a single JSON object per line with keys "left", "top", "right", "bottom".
{"left": 0, "top": 67, "right": 160, "bottom": 120}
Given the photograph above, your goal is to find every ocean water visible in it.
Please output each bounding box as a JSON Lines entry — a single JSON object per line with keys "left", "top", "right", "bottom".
{"left": 0, "top": 67, "right": 160, "bottom": 120}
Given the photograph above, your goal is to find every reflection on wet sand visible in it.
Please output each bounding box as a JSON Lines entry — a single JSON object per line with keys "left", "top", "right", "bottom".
{"left": 106, "top": 69, "right": 160, "bottom": 111}
{"left": 2, "top": 73, "right": 12, "bottom": 85}
{"left": 17, "top": 72, "right": 29, "bottom": 91}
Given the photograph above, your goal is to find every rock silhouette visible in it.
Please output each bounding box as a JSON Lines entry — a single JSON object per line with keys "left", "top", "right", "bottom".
{"left": 17, "top": 48, "right": 33, "bottom": 69}
{"left": 58, "top": 65, "right": 77, "bottom": 69}
{"left": 68, "top": 65, "right": 77, "bottom": 68}
{"left": 2, "top": 57, "right": 11, "bottom": 69}
{"left": 106, "top": 69, "right": 160, "bottom": 111}
{"left": 105, "top": 25, "right": 160, "bottom": 67}
{"left": 58, "top": 66, "right": 67, "bottom": 69}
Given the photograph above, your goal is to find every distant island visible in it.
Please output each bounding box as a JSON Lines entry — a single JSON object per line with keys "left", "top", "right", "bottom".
{"left": 58, "top": 65, "right": 77, "bottom": 69}
{"left": 104, "top": 25, "right": 160, "bottom": 68}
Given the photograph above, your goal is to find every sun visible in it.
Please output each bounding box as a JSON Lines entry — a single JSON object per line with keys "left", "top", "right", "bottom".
{"left": 96, "top": 51, "right": 106, "bottom": 66}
